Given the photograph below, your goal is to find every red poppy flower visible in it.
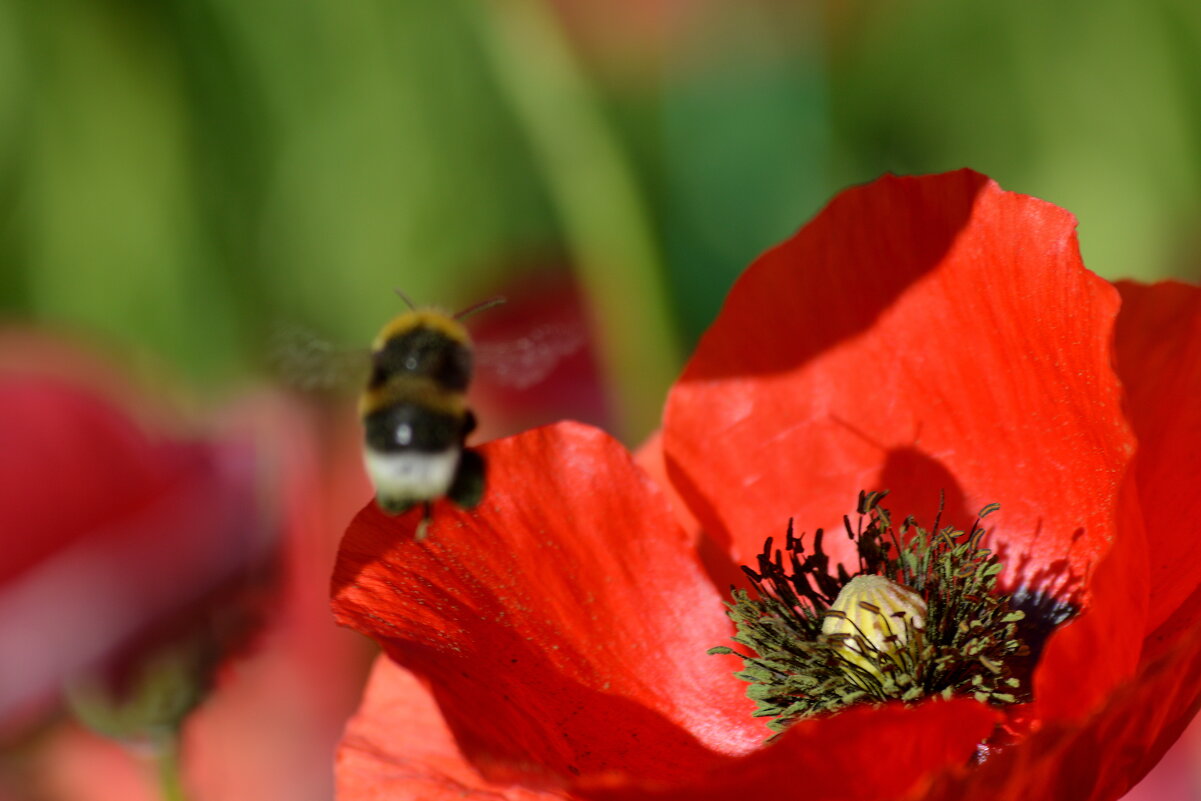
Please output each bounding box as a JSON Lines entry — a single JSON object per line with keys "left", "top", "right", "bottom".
{"left": 332, "top": 170, "right": 1201, "bottom": 800}
{"left": 18, "top": 395, "right": 376, "bottom": 801}
{"left": 0, "top": 332, "right": 273, "bottom": 728}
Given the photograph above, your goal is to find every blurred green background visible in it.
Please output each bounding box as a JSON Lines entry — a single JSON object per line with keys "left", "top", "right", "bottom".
{"left": 2, "top": 0, "right": 1199, "bottom": 440}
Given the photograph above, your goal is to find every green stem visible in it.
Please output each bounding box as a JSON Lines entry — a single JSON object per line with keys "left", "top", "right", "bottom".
{"left": 154, "top": 731, "right": 188, "bottom": 801}
{"left": 469, "top": 0, "right": 680, "bottom": 443}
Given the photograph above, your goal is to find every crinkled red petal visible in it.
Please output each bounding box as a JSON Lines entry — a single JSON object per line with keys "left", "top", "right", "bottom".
{"left": 663, "top": 170, "right": 1142, "bottom": 722}
{"left": 575, "top": 697, "right": 998, "bottom": 801}
{"left": 340, "top": 655, "right": 998, "bottom": 801}
{"left": 1112, "top": 280, "right": 1201, "bottom": 645}
{"left": 332, "top": 422, "right": 763, "bottom": 788}
{"left": 924, "top": 610, "right": 1201, "bottom": 801}
{"left": 338, "top": 654, "right": 570, "bottom": 801}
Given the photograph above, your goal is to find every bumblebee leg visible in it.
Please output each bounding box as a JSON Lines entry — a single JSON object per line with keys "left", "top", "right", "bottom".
{"left": 414, "top": 501, "right": 433, "bottom": 542}
{"left": 377, "top": 496, "right": 416, "bottom": 516}
{"left": 448, "top": 449, "right": 486, "bottom": 509}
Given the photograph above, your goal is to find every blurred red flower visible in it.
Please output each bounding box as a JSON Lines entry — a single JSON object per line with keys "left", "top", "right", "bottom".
{"left": 469, "top": 268, "right": 609, "bottom": 439}
{"left": 331, "top": 171, "right": 1201, "bottom": 800}
{"left": 0, "top": 333, "right": 274, "bottom": 729}
{"left": 0, "top": 335, "right": 375, "bottom": 801}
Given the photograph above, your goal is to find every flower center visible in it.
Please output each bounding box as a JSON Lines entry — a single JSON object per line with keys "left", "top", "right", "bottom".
{"left": 822, "top": 574, "right": 927, "bottom": 686}
{"left": 711, "top": 491, "right": 1039, "bottom": 736}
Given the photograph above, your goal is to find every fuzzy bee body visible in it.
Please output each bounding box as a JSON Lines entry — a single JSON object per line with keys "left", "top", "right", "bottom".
{"left": 360, "top": 309, "right": 488, "bottom": 534}
{"left": 275, "top": 291, "right": 586, "bottom": 538}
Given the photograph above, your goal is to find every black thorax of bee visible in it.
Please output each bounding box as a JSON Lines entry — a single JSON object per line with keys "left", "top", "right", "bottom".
{"left": 360, "top": 316, "right": 477, "bottom": 455}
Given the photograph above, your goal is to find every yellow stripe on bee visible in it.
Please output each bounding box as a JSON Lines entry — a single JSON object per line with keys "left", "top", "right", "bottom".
{"left": 371, "top": 310, "right": 471, "bottom": 352}
{"left": 358, "top": 375, "right": 470, "bottom": 417}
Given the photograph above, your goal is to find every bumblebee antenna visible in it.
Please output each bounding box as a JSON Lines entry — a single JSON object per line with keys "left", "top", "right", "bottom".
{"left": 454, "top": 296, "right": 506, "bottom": 321}
{"left": 393, "top": 288, "right": 419, "bottom": 311}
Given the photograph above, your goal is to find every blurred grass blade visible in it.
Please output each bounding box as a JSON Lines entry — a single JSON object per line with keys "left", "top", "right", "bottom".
{"left": 468, "top": 0, "right": 681, "bottom": 441}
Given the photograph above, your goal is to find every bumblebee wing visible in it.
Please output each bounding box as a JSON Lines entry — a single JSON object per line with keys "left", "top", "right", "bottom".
{"left": 474, "top": 320, "right": 587, "bottom": 390}
{"left": 270, "top": 324, "right": 371, "bottom": 393}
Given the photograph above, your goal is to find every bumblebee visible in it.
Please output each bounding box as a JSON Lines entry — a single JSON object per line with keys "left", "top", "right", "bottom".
{"left": 360, "top": 294, "right": 502, "bottom": 539}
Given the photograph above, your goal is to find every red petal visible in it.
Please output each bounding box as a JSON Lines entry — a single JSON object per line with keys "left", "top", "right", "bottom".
{"left": 633, "top": 430, "right": 745, "bottom": 597}
{"left": 182, "top": 394, "right": 375, "bottom": 801}
{"left": 633, "top": 430, "right": 699, "bottom": 537}
{"left": 925, "top": 615, "right": 1201, "bottom": 801}
{"left": 578, "top": 697, "right": 999, "bottom": 801}
{"left": 664, "top": 170, "right": 1141, "bottom": 720}
{"left": 1028, "top": 480, "right": 1147, "bottom": 724}
{"left": 33, "top": 724, "right": 158, "bottom": 801}
{"left": 0, "top": 373, "right": 194, "bottom": 585}
{"left": 338, "top": 654, "right": 569, "bottom": 801}
{"left": 341, "top": 649, "right": 998, "bottom": 801}
{"left": 1112, "top": 281, "right": 1201, "bottom": 643}
{"left": 332, "top": 422, "right": 762, "bottom": 787}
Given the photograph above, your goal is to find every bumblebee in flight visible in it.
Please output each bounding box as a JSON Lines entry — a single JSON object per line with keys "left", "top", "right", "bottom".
{"left": 274, "top": 286, "right": 584, "bottom": 539}
{"left": 360, "top": 293, "right": 503, "bottom": 539}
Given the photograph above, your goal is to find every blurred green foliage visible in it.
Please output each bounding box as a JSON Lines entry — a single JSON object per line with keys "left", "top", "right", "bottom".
{"left": 2, "top": 0, "right": 559, "bottom": 388}
{"left": 828, "top": 0, "right": 1201, "bottom": 289}
{"left": 1, "top": 0, "right": 1198, "bottom": 433}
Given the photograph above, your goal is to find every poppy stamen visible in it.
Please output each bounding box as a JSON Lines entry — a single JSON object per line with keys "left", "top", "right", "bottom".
{"left": 710, "top": 491, "right": 1042, "bottom": 736}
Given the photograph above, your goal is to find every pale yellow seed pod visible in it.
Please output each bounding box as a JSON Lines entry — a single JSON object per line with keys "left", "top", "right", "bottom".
{"left": 821, "top": 575, "right": 927, "bottom": 683}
